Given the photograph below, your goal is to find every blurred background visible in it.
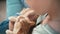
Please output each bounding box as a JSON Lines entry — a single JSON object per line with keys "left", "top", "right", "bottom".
{"left": 0, "top": 0, "right": 6, "bottom": 22}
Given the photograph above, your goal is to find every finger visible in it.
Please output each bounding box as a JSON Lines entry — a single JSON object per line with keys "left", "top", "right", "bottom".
{"left": 23, "top": 10, "right": 34, "bottom": 17}
{"left": 24, "top": 17, "right": 35, "bottom": 26}
{"left": 8, "top": 16, "right": 17, "bottom": 31}
{"left": 6, "top": 30, "right": 13, "bottom": 34}
{"left": 20, "top": 8, "right": 30, "bottom": 15}
{"left": 9, "top": 21, "right": 15, "bottom": 31}
{"left": 8, "top": 16, "right": 17, "bottom": 22}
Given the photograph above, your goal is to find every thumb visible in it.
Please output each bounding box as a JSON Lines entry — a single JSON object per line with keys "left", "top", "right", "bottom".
{"left": 8, "top": 16, "right": 16, "bottom": 31}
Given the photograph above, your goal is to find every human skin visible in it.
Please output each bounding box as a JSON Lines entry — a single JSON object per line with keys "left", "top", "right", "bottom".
{"left": 26, "top": 0, "right": 60, "bottom": 33}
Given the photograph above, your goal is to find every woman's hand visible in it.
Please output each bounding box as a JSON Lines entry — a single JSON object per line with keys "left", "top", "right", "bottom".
{"left": 6, "top": 8, "right": 39, "bottom": 34}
